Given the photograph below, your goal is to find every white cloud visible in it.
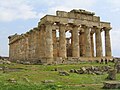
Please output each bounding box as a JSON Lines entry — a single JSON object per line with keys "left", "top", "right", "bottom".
{"left": 0, "top": 0, "right": 44, "bottom": 22}
{"left": 0, "top": 0, "right": 98, "bottom": 22}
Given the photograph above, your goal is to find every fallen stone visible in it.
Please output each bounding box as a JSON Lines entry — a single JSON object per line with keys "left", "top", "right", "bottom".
{"left": 0, "top": 67, "right": 3, "bottom": 70}
{"left": 94, "top": 71, "right": 103, "bottom": 75}
{"left": 115, "top": 60, "right": 120, "bottom": 73}
{"left": 23, "top": 77, "right": 30, "bottom": 83}
{"left": 23, "top": 61, "right": 31, "bottom": 65}
{"left": 42, "top": 80, "right": 55, "bottom": 83}
{"left": 107, "top": 69, "right": 117, "bottom": 80}
{"left": 75, "top": 67, "right": 87, "bottom": 74}
{"left": 0, "top": 60, "right": 11, "bottom": 65}
{"left": 51, "top": 68, "right": 58, "bottom": 71}
{"left": 2, "top": 66, "right": 9, "bottom": 73}
{"left": 81, "top": 67, "right": 86, "bottom": 72}
{"left": 3, "top": 60, "right": 11, "bottom": 64}
{"left": 69, "top": 69, "right": 75, "bottom": 73}
{"left": 59, "top": 71, "right": 70, "bottom": 76}
{"left": 8, "top": 78, "right": 17, "bottom": 83}
{"left": 76, "top": 69, "right": 84, "bottom": 74}
{"left": 103, "top": 81, "right": 120, "bottom": 89}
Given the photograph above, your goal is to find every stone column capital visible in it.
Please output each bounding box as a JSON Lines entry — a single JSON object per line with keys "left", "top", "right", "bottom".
{"left": 104, "top": 27, "right": 112, "bottom": 31}
{"left": 81, "top": 25, "right": 92, "bottom": 29}
{"left": 57, "top": 23, "right": 67, "bottom": 26}
{"left": 93, "top": 26, "right": 103, "bottom": 33}
{"left": 70, "top": 24, "right": 80, "bottom": 28}
{"left": 93, "top": 26, "right": 101, "bottom": 29}
{"left": 79, "top": 27, "right": 84, "bottom": 33}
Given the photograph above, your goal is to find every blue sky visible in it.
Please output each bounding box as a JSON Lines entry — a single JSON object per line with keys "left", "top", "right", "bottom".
{"left": 0, "top": 0, "right": 120, "bottom": 57}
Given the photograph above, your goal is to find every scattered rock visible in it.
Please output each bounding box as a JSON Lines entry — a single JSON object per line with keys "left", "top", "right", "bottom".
{"left": 77, "top": 67, "right": 87, "bottom": 74}
{"left": 23, "top": 61, "right": 31, "bottom": 65}
{"left": 51, "top": 68, "right": 58, "bottom": 71}
{"left": 81, "top": 67, "right": 86, "bottom": 72}
{"left": 0, "top": 67, "right": 3, "bottom": 70}
{"left": 59, "top": 71, "right": 70, "bottom": 76}
{"left": 76, "top": 69, "right": 84, "bottom": 74}
{"left": 69, "top": 66, "right": 113, "bottom": 75}
{"left": 23, "top": 77, "right": 30, "bottom": 83}
{"left": 3, "top": 60, "right": 11, "bottom": 64}
{"left": 70, "top": 69, "right": 75, "bottom": 73}
{"left": 107, "top": 69, "right": 117, "bottom": 80}
{"left": 102, "top": 66, "right": 112, "bottom": 72}
{"left": 2, "top": 66, "right": 8, "bottom": 73}
{"left": 103, "top": 81, "right": 120, "bottom": 89}
{"left": 42, "top": 80, "right": 55, "bottom": 83}
{"left": 0, "top": 59, "right": 11, "bottom": 65}
{"left": 115, "top": 60, "right": 120, "bottom": 73}
{"left": 81, "top": 84, "right": 86, "bottom": 87}
{"left": 94, "top": 71, "right": 103, "bottom": 75}
{"left": 8, "top": 78, "right": 17, "bottom": 83}
{"left": 90, "top": 66, "right": 95, "bottom": 71}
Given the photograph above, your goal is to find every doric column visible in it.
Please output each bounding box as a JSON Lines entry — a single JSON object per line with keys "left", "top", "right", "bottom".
{"left": 45, "top": 22, "right": 53, "bottom": 59}
{"left": 83, "top": 25, "right": 92, "bottom": 57}
{"left": 9, "top": 43, "right": 12, "bottom": 60}
{"left": 79, "top": 30, "right": 85, "bottom": 56}
{"left": 25, "top": 33, "right": 29, "bottom": 61}
{"left": 72, "top": 25, "right": 80, "bottom": 57}
{"left": 104, "top": 28, "right": 112, "bottom": 57}
{"left": 34, "top": 29, "right": 39, "bottom": 59}
{"left": 90, "top": 32, "right": 94, "bottom": 57}
{"left": 38, "top": 25, "right": 45, "bottom": 58}
{"left": 95, "top": 27, "right": 103, "bottom": 57}
{"left": 28, "top": 30, "right": 32, "bottom": 60}
{"left": 13, "top": 43, "right": 16, "bottom": 60}
{"left": 59, "top": 24, "right": 66, "bottom": 58}
{"left": 34, "top": 28, "right": 40, "bottom": 58}
{"left": 52, "top": 30, "right": 58, "bottom": 57}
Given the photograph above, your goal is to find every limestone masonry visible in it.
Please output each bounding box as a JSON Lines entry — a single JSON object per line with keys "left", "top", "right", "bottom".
{"left": 8, "top": 9, "right": 112, "bottom": 64}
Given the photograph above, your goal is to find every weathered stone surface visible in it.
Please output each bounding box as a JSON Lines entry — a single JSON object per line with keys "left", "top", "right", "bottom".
{"left": 22, "top": 77, "right": 30, "bottom": 83}
{"left": 115, "top": 60, "right": 120, "bottom": 73}
{"left": 59, "top": 71, "right": 70, "bottom": 76}
{"left": 8, "top": 9, "right": 112, "bottom": 65}
{"left": 94, "top": 71, "right": 103, "bottom": 75}
{"left": 69, "top": 66, "right": 112, "bottom": 75}
{"left": 8, "top": 78, "right": 17, "bottom": 83}
{"left": 95, "top": 27, "right": 103, "bottom": 57}
{"left": 72, "top": 26, "right": 80, "bottom": 57}
{"left": 103, "top": 81, "right": 120, "bottom": 89}
{"left": 105, "top": 28, "right": 112, "bottom": 57}
{"left": 107, "top": 69, "right": 117, "bottom": 80}
{"left": 0, "top": 59, "right": 11, "bottom": 65}
{"left": 70, "top": 69, "right": 75, "bottom": 73}
{"left": 42, "top": 80, "right": 55, "bottom": 83}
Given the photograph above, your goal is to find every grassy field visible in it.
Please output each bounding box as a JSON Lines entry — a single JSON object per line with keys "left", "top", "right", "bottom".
{"left": 0, "top": 62, "right": 119, "bottom": 90}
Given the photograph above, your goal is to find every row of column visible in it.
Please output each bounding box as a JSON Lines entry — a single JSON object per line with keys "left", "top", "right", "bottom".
{"left": 9, "top": 22, "right": 112, "bottom": 62}
{"left": 43, "top": 23, "right": 112, "bottom": 59}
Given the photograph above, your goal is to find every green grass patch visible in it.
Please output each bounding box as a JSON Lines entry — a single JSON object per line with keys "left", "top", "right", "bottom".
{"left": 0, "top": 62, "right": 116, "bottom": 89}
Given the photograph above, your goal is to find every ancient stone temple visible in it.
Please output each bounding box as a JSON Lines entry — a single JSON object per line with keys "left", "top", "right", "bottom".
{"left": 8, "top": 9, "right": 112, "bottom": 64}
